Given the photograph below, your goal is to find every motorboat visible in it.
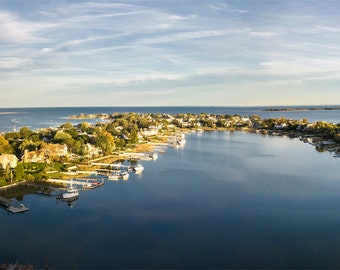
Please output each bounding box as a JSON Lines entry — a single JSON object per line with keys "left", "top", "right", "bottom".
{"left": 133, "top": 164, "right": 144, "bottom": 174}
{"left": 84, "top": 182, "right": 104, "bottom": 189}
{"left": 119, "top": 171, "right": 129, "bottom": 180}
{"left": 62, "top": 186, "right": 79, "bottom": 200}
{"left": 108, "top": 171, "right": 120, "bottom": 180}
{"left": 150, "top": 153, "right": 158, "bottom": 160}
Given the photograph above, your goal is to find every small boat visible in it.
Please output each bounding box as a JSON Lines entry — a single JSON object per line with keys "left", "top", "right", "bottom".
{"left": 178, "top": 139, "right": 186, "bottom": 146}
{"left": 7, "top": 203, "right": 29, "bottom": 214}
{"left": 133, "top": 164, "right": 144, "bottom": 174}
{"left": 119, "top": 171, "right": 129, "bottom": 180}
{"left": 84, "top": 182, "right": 103, "bottom": 189}
{"left": 62, "top": 186, "right": 79, "bottom": 200}
{"left": 108, "top": 171, "right": 120, "bottom": 180}
{"left": 150, "top": 153, "right": 158, "bottom": 160}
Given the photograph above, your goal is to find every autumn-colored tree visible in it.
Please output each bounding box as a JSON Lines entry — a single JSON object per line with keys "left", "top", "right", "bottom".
{"left": 0, "top": 135, "right": 13, "bottom": 154}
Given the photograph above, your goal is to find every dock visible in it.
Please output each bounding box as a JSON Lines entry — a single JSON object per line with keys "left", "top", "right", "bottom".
{"left": 0, "top": 262, "right": 34, "bottom": 270}
{"left": 0, "top": 195, "right": 29, "bottom": 214}
{"left": 91, "top": 162, "right": 130, "bottom": 168}
{"left": 118, "top": 152, "right": 153, "bottom": 161}
{"left": 47, "top": 178, "right": 104, "bottom": 189}
{"left": 7, "top": 204, "right": 29, "bottom": 214}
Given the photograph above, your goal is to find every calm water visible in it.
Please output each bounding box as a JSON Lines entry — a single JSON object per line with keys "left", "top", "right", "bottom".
{"left": 2, "top": 131, "right": 340, "bottom": 268}
{"left": 0, "top": 106, "right": 340, "bottom": 132}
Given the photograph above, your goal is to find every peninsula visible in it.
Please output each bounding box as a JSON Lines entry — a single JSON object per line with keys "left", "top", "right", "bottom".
{"left": 0, "top": 112, "right": 340, "bottom": 187}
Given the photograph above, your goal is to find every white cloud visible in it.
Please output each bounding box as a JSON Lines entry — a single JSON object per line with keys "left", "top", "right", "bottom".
{"left": 207, "top": 3, "right": 248, "bottom": 13}
{"left": 250, "top": 32, "right": 278, "bottom": 37}
{"left": 138, "top": 29, "right": 245, "bottom": 45}
{"left": 0, "top": 12, "right": 37, "bottom": 43}
{"left": 1, "top": 0, "right": 340, "bottom": 107}
{"left": 0, "top": 57, "right": 28, "bottom": 69}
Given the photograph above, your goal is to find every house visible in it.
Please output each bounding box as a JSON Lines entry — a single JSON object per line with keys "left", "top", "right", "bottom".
{"left": 22, "top": 150, "right": 47, "bottom": 163}
{"left": 0, "top": 154, "right": 18, "bottom": 169}
{"left": 84, "top": 143, "right": 101, "bottom": 157}
{"left": 140, "top": 125, "right": 161, "bottom": 136}
{"left": 274, "top": 123, "right": 287, "bottom": 129}
{"left": 43, "top": 144, "right": 68, "bottom": 157}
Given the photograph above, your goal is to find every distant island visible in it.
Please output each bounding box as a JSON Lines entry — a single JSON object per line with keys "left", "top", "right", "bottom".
{"left": 264, "top": 107, "right": 340, "bottom": 112}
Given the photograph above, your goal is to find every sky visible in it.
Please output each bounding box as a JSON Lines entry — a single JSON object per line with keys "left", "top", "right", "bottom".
{"left": 1, "top": 0, "right": 340, "bottom": 107}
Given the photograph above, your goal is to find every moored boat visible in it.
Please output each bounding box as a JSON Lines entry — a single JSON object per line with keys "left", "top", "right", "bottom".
{"left": 150, "top": 152, "right": 158, "bottom": 160}
{"left": 84, "top": 181, "right": 104, "bottom": 189}
{"left": 119, "top": 171, "right": 129, "bottom": 180}
{"left": 108, "top": 171, "right": 120, "bottom": 180}
{"left": 133, "top": 164, "right": 144, "bottom": 174}
{"left": 62, "top": 186, "right": 79, "bottom": 200}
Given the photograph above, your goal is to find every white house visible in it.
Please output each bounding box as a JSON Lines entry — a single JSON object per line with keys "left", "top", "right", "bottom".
{"left": 0, "top": 154, "right": 18, "bottom": 169}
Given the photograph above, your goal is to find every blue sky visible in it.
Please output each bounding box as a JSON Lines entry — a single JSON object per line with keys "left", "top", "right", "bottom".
{"left": 1, "top": 0, "right": 340, "bottom": 107}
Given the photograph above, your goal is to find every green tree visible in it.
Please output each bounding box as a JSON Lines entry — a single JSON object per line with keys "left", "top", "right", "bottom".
{"left": 19, "top": 127, "right": 33, "bottom": 139}
{"left": 129, "top": 129, "right": 139, "bottom": 144}
{"left": 54, "top": 131, "right": 74, "bottom": 144}
{"left": 14, "top": 163, "right": 25, "bottom": 181}
{"left": 95, "top": 131, "right": 115, "bottom": 155}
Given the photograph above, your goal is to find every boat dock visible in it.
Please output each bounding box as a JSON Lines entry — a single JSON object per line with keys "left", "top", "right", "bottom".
{"left": 0, "top": 195, "right": 29, "bottom": 214}
{"left": 7, "top": 204, "right": 29, "bottom": 213}
{"left": 0, "top": 261, "right": 34, "bottom": 270}
{"left": 47, "top": 178, "right": 104, "bottom": 188}
{"left": 91, "top": 162, "right": 130, "bottom": 168}
{"left": 118, "top": 152, "right": 154, "bottom": 160}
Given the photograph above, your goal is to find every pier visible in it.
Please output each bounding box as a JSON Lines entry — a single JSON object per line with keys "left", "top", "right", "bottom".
{"left": 118, "top": 152, "right": 154, "bottom": 161}
{"left": 47, "top": 178, "right": 104, "bottom": 187}
{"left": 91, "top": 162, "right": 130, "bottom": 169}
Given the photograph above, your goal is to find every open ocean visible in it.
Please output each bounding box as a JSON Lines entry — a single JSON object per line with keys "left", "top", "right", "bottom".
{"left": 0, "top": 106, "right": 340, "bottom": 132}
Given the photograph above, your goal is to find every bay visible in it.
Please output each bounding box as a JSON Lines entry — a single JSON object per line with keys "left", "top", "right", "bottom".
{"left": 0, "top": 106, "right": 340, "bottom": 132}
{"left": 2, "top": 131, "right": 340, "bottom": 268}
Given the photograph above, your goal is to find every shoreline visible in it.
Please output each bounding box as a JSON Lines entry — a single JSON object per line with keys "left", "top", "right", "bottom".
{"left": 1, "top": 112, "right": 340, "bottom": 188}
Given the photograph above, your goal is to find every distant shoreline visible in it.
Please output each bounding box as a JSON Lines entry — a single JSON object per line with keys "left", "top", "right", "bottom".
{"left": 264, "top": 107, "right": 340, "bottom": 112}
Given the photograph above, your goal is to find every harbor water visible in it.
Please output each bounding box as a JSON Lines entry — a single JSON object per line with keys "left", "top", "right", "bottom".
{"left": 2, "top": 131, "right": 340, "bottom": 268}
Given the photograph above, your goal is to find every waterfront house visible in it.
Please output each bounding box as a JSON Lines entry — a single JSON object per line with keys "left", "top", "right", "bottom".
{"left": 140, "top": 125, "right": 161, "bottom": 136}
{"left": 43, "top": 144, "right": 68, "bottom": 157}
{"left": 84, "top": 143, "right": 102, "bottom": 157}
{"left": 22, "top": 150, "right": 47, "bottom": 163}
{"left": 0, "top": 154, "right": 18, "bottom": 169}
{"left": 274, "top": 123, "right": 287, "bottom": 129}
